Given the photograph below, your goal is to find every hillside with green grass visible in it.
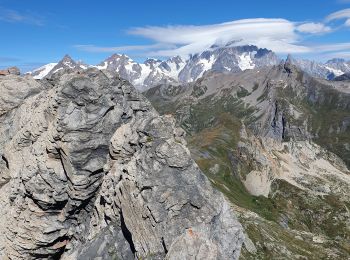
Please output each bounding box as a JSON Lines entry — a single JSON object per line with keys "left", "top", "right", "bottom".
{"left": 145, "top": 62, "right": 350, "bottom": 259}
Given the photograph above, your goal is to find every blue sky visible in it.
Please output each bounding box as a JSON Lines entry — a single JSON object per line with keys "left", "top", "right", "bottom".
{"left": 1, "top": 0, "right": 350, "bottom": 72}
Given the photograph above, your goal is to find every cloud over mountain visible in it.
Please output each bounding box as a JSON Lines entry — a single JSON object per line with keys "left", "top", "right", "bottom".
{"left": 75, "top": 10, "right": 350, "bottom": 59}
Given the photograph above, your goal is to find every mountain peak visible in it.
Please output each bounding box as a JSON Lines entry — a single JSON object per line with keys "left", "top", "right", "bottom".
{"left": 109, "top": 53, "right": 123, "bottom": 59}
{"left": 57, "top": 54, "right": 77, "bottom": 67}
{"left": 286, "top": 54, "right": 294, "bottom": 63}
{"left": 104, "top": 53, "right": 133, "bottom": 63}
{"left": 28, "top": 44, "right": 281, "bottom": 88}
{"left": 61, "top": 54, "right": 74, "bottom": 62}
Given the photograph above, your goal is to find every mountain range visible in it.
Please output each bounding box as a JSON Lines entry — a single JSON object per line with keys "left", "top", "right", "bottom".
{"left": 287, "top": 55, "right": 350, "bottom": 80}
{"left": 1, "top": 43, "right": 349, "bottom": 259}
{"left": 144, "top": 59, "right": 350, "bottom": 259}
{"left": 28, "top": 45, "right": 350, "bottom": 91}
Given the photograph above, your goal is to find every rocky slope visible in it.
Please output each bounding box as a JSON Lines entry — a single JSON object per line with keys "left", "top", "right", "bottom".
{"left": 0, "top": 68, "right": 243, "bottom": 259}
{"left": 144, "top": 61, "right": 350, "bottom": 259}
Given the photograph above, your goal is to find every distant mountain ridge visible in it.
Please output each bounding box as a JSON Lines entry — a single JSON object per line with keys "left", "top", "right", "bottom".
{"left": 28, "top": 45, "right": 280, "bottom": 90}
{"left": 287, "top": 55, "right": 350, "bottom": 80}
{"left": 28, "top": 45, "right": 350, "bottom": 89}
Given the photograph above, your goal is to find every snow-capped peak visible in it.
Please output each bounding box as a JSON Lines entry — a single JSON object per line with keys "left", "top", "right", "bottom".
{"left": 288, "top": 54, "right": 350, "bottom": 80}
{"left": 29, "top": 63, "right": 58, "bottom": 79}
{"left": 27, "top": 45, "right": 281, "bottom": 89}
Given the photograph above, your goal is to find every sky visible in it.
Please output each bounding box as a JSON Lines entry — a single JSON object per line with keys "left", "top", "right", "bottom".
{"left": 1, "top": 0, "right": 350, "bottom": 72}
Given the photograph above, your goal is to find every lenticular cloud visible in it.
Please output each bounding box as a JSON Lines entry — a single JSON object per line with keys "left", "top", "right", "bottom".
{"left": 128, "top": 18, "right": 310, "bottom": 56}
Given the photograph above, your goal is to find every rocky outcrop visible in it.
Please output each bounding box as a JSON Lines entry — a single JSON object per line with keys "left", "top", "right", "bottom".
{"left": 0, "top": 67, "right": 20, "bottom": 76}
{"left": 0, "top": 68, "right": 243, "bottom": 259}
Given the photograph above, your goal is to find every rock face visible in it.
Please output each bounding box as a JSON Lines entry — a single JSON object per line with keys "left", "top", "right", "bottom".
{"left": 0, "top": 68, "right": 243, "bottom": 259}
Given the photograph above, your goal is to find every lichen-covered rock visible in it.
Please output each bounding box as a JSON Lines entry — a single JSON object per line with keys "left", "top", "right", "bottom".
{"left": 0, "top": 68, "right": 243, "bottom": 259}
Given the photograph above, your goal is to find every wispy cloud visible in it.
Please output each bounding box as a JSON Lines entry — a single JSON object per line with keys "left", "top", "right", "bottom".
{"left": 74, "top": 43, "right": 175, "bottom": 53}
{"left": 326, "top": 8, "right": 350, "bottom": 23}
{"left": 323, "top": 51, "right": 350, "bottom": 59}
{"left": 0, "top": 62, "right": 48, "bottom": 73}
{"left": 0, "top": 56, "right": 46, "bottom": 72}
{"left": 296, "top": 22, "right": 332, "bottom": 34}
{"left": 128, "top": 19, "right": 314, "bottom": 56}
{"left": 313, "top": 42, "right": 350, "bottom": 52}
{"left": 0, "top": 56, "right": 20, "bottom": 63}
{"left": 0, "top": 8, "right": 44, "bottom": 26}
{"left": 75, "top": 10, "right": 350, "bottom": 59}
{"left": 77, "top": 18, "right": 317, "bottom": 57}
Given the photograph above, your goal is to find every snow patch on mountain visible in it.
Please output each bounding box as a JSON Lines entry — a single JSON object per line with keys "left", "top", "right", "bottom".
{"left": 197, "top": 55, "right": 216, "bottom": 78}
{"left": 289, "top": 55, "right": 350, "bottom": 80}
{"left": 325, "top": 66, "right": 344, "bottom": 77}
{"left": 133, "top": 63, "right": 152, "bottom": 86}
{"left": 30, "top": 63, "right": 58, "bottom": 79}
{"left": 238, "top": 52, "right": 256, "bottom": 70}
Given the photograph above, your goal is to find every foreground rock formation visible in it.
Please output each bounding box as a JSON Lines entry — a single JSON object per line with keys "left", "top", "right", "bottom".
{"left": 0, "top": 69, "right": 243, "bottom": 259}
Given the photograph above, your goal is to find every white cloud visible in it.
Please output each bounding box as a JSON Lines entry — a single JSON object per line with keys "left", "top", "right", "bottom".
{"left": 323, "top": 51, "right": 350, "bottom": 59}
{"left": 77, "top": 18, "right": 316, "bottom": 57}
{"left": 74, "top": 43, "right": 173, "bottom": 53}
{"left": 0, "top": 8, "right": 43, "bottom": 26}
{"left": 76, "top": 12, "right": 350, "bottom": 59}
{"left": 313, "top": 42, "right": 350, "bottom": 52}
{"left": 296, "top": 23, "right": 331, "bottom": 34}
{"left": 325, "top": 8, "right": 350, "bottom": 22}
{"left": 127, "top": 18, "right": 311, "bottom": 56}
{"left": 346, "top": 18, "right": 350, "bottom": 26}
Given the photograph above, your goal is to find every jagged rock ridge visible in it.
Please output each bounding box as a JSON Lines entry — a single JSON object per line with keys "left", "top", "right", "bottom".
{"left": 0, "top": 68, "right": 243, "bottom": 259}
